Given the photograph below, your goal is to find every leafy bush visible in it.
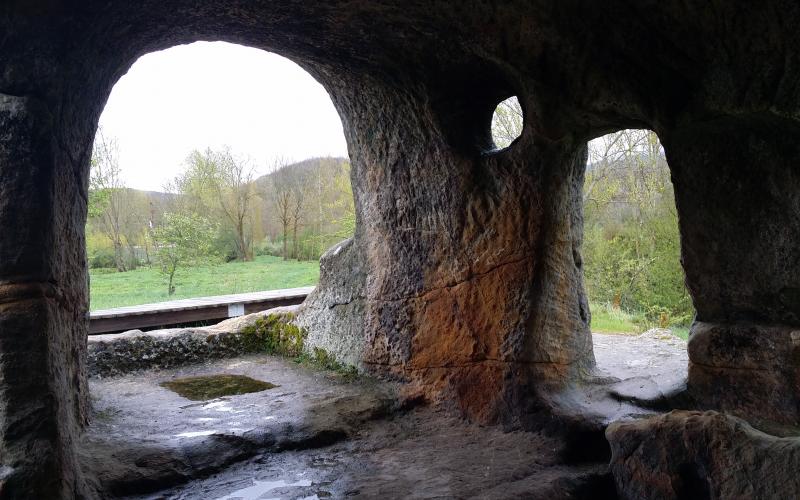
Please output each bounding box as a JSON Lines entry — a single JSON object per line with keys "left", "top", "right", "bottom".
{"left": 256, "top": 237, "right": 284, "bottom": 258}
{"left": 88, "top": 247, "right": 117, "bottom": 269}
{"left": 583, "top": 129, "right": 695, "bottom": 330}
{"left": 309, "top": 347, "right": 359, "bottom": 381}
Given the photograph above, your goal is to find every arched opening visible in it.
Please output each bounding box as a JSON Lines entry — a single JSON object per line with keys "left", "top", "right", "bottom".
{"left": 83, "top": 41, "right": 366, "bottom": 497}
{"left": 583, "top": 129, "right": 692, "bottom": 391}
{"left": 87, "top": 42, "right": 355, "bottom": 317}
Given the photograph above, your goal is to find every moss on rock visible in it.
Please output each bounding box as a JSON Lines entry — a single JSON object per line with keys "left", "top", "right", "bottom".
{"left": 241, "top": 312, "right": 307, "bottom": 357}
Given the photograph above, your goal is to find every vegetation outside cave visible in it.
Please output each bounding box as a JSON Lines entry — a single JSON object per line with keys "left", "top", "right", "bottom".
{"left": 88, "top": 131, "right": 353, "bottom": 304}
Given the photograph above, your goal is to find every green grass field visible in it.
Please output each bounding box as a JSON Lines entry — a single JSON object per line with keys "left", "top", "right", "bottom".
{"left": 589, "top": 303, "right": 640, "bottom": 334}
{"left": 90, "top": 255, "right": 320, "bottom": 311}
{"left": 91, "top": 261, "right": 690, "bottom": 340}
{"left": 589, "top": 302, "right": 689, "bottom": 340}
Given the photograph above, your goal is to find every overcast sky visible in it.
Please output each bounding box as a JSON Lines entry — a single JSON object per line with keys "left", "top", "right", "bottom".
{"left": 98, "top": 41, "right": 349, "bottom": 191}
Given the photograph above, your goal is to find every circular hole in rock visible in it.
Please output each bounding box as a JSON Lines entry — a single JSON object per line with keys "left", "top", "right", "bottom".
{"left": 490, "top": 96, "right": 523, "bottom": 149}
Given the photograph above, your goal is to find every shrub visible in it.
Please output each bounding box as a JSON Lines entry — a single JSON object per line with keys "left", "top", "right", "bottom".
{"left": 256, "top": 238, "right": 284, "bottom": 257}
{"left": 309, "top": 347, "right": 359, "bottom": 381}
{"left": 88, "top": 247, "right": 116, "bottom": 269}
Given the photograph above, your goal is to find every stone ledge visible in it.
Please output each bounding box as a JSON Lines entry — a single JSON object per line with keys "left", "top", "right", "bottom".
{"left": 607, "top": 410, "right": 800, "bottom": 500}
{"left": 87, "top": 306, "right": 299, "bottom": 378}
{"left": 687, "top": 321, "right": 800, "bottom": 425}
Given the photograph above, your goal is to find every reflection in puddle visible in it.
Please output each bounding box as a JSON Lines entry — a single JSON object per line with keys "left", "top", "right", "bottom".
{"left": 215, "top": 479, "right": 312, "bottom": 500}
{"left": 203, "top": 401, "right": 234, "bottom": 412}
{"left": 176, "top": 430, "right": 217, "bottom": 438}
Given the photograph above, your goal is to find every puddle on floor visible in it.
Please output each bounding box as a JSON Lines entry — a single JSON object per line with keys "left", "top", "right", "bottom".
{"left": 160, "top": 374, "right": 278, "bottom": 401}
{"left": 215, "top": 478, "right": 313, "bottom": 500}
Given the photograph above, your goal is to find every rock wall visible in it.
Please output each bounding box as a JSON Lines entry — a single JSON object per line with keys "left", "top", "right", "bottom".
{"left": 664, "top": 117, "right": 800, "bottom": 425}
{"left": 296, "top": 69, "right": 596, "bottom": 425}
{"left": 87, "top": 307, "right": 299, "bottom": 378}
{"left": 0, "top": 1, "right": 799, "bottom": 497}
{"left": 0, "top": 94, "right": 90, "bottom": 496}
{"left": 295, "top": 238, "right": 366, "bottom": 368}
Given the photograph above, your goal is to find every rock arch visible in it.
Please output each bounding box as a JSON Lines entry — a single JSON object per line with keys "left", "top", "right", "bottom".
{"left": 1, "top": 2, "right": 799, "bottom": 497}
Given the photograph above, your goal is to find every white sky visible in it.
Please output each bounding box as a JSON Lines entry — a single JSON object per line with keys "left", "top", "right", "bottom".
{"left": 98, "top": 41, "right": 349, "bottom": 191}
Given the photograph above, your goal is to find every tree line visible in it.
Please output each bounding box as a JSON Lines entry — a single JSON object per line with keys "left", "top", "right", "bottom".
{"left": 87, "top": 129, "right": 354, "bottom": 294}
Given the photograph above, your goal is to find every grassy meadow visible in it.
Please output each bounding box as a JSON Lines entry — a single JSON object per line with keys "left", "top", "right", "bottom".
{"left": 91, "top": 256, "right": 689, "bottom": 340}
{"left": 589, "top": 302, "right": 689, "bottom": 340}
{"left": 90, "top": 255, "right": 319, "bottom": 311}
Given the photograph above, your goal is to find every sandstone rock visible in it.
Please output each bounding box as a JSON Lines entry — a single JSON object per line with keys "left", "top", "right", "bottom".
{"left": 687, "top": 322, "right": 800, "bottom": 426}
{"left": 81, "top": 354, "right": 396, "bottom": 497}
{"left": 607, "top": 411, "right": 800, "bottom": 500}
{"left": 295, "top": 238, "right": 366, "bottom": 369}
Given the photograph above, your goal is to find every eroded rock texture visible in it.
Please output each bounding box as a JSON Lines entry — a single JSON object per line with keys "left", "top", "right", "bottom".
{"left": 687, "top": 322, "right": 800, "bottom": 426}
{"left": 296, "top": 238, "right": 366, "bottom": 368}
{"left": 1, "top": 1, "right": 799, "bottom": 497}
{"left": 607, "top": 411, "right": 800, "bottom": 500}
{"left": 665, "top": 117, "right": 800, "bottom": 425}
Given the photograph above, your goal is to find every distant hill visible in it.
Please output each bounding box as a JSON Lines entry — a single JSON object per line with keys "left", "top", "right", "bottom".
{"left": 110, "top": 157, "right": 349, "bottom": 202}
{"left": 138, "top": 190, "right": 176, "bottom": 204}
{"left": 255, "top": 156, "right": 349, "bottom": 185}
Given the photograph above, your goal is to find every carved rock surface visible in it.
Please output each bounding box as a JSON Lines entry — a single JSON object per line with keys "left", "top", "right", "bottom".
{"left": 1, "top": 1, "right": 800, "bottom": 497}
{"left": 607, "top": 411, "right": 800, "bottom": 500}
{"left": 687, "top": 322, "right": 800, "bottom": 426}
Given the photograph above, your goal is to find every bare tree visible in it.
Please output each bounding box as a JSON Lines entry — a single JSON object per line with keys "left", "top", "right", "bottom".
{"left": 290, "top": 173, "right": 307, "bottom": 259}
{"left": 212, "top": 148, "right": 256, "bottom": 261}
{"left": 117, "top": 189, "right": 150, "bottom": 270}
{"left": 90, "top": 129, "right": 133, "bottom": 271}
{"left": 586, "top": 129, "right": 668, "bottom": 217}
{"left": 263, "top": 158, "right": 293, "bottom": 260}
{"left": 181, "top": 147, "right": 257, "bottom": 261}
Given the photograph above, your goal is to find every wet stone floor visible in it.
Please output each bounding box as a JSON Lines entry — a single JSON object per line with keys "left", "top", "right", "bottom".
{"left": 84, "top": 332, "right": 688, "bottom": 499}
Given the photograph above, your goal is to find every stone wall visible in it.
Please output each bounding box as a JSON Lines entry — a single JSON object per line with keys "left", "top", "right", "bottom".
{"left": 87, "top": 307, "right": 299, "bottom": 378}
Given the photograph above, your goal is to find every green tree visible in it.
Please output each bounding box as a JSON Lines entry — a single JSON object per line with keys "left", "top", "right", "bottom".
{"left": 152, "top": 212, "right": 218, "bottom": 295}
{"left": 178, "top": 147, "right": 256, "bottom": 261}
{"left": 330, "top": 160, "right": 356, "bottom": 239}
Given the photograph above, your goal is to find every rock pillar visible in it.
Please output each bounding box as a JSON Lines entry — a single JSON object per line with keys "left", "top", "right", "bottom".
{"left": 0, "top": 94, "right": 91, "bottom": 497}
{"left": 664, "top": 116, "right": 800, "bottom": 425}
